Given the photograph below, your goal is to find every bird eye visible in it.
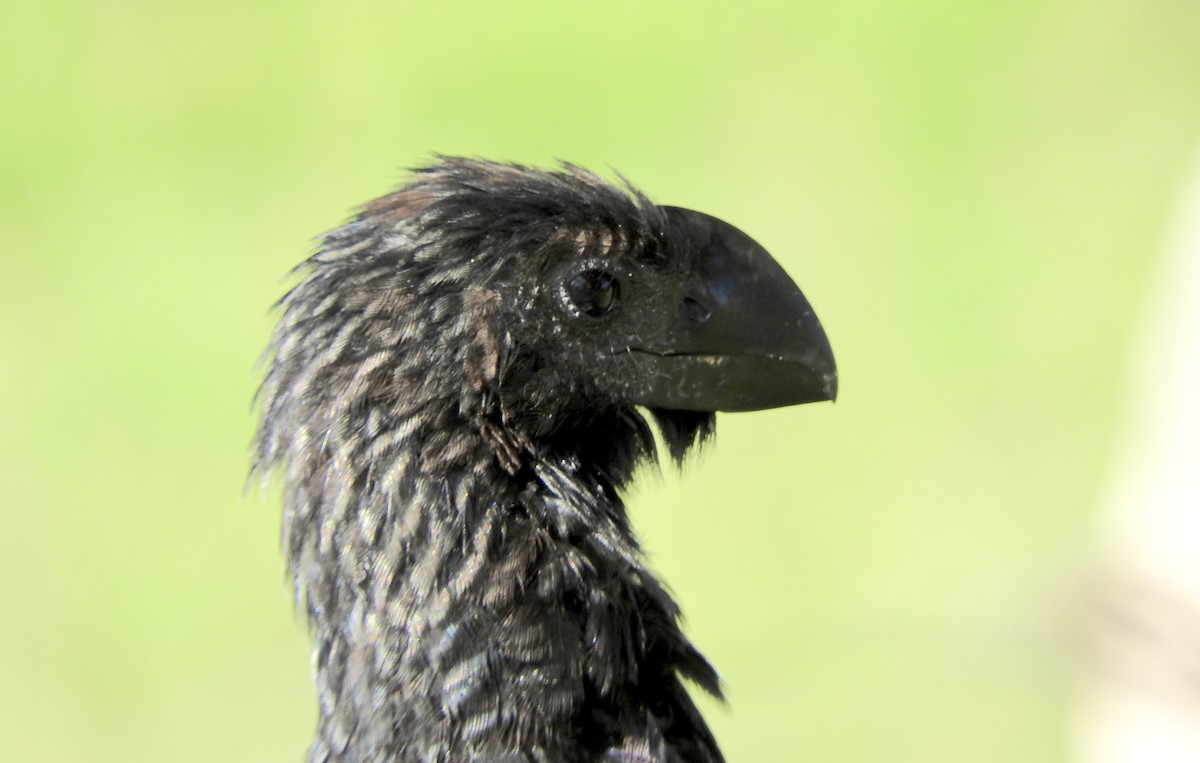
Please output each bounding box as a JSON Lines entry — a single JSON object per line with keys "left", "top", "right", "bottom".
{"left": 566, "top": 269, "right": 620, "bottom": 317}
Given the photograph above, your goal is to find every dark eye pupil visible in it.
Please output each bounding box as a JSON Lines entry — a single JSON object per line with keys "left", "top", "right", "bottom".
{"left": 567, "top": 270, "right": 619, "bottom": 317}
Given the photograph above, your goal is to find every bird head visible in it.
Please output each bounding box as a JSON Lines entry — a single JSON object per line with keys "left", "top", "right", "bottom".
{"left": 260, "top": 158, "right": 835, "bottom": 476}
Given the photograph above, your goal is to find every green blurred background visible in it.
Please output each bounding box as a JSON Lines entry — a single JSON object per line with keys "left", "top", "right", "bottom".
{"left": 3, "top": 1, "right": 1199, "bottom": 760}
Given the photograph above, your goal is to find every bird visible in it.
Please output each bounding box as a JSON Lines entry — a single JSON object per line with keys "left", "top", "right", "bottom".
{"left": 253, "top": 157, "right": 836, "bottom": 763}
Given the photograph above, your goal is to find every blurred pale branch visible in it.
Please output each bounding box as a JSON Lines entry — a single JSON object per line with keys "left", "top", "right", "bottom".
{"left": 1072, "top": 147, "right": 1200, "bottom": 763}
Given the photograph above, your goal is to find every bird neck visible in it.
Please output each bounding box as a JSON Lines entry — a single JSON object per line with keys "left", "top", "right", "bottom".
{"left": 284, "top": 403, "right": 658, "bottom": 759}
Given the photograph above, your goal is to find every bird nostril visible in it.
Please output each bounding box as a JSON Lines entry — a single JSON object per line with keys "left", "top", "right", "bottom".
{"left": 681, "top": 297, "right": 711, "bottom": 324}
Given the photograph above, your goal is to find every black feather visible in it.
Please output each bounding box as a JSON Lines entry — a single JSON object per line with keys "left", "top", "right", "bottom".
{"left": 254, "top": 157, "right": 833, "bottom": 762}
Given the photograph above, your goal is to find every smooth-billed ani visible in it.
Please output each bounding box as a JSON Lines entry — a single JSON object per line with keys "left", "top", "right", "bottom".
{"left": 254, "top": 157, "right": 836, "bottom": 763}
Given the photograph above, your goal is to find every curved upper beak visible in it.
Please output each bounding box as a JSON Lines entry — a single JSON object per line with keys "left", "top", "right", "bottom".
{"left": 625, "top": 207, "right": 837, "bottom": 413}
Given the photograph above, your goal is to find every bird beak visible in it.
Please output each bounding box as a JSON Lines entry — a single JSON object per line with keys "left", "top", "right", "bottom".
{"left": 624, "top": 207, "right": 837, "bottom": 413}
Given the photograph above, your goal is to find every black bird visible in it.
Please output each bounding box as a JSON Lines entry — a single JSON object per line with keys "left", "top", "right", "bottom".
{"left": 254, "top": 158, "right": 836, "bottom": 763}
